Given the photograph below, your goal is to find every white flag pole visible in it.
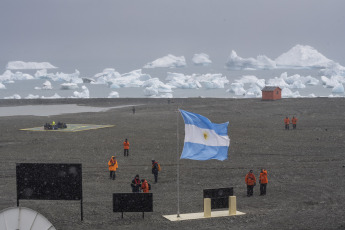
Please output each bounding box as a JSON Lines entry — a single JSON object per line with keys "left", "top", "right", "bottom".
{"left": 177, "top": 106, "right": 180, "bottom": 217}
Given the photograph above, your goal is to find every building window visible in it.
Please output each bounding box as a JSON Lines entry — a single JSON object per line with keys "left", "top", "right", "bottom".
{"left": 276, "top": 91, "right": 279, "bottom": 94}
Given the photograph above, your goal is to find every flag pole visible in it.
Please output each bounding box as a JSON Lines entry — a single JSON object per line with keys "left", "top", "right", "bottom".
{"left": 177, "top": 106, "right": 180, "bottom": 217}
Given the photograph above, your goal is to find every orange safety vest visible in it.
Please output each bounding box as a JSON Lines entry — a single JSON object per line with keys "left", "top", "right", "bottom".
{"left": 141, "top": 180, "right": 149, "bottom": 193}
{"left": 245, "top": 173, "right": 256, "bottom": 185}
{"left": 284, "top": 118, "right": 290, "bottom": 124}
{"left": 123, "top": 141, "right": 130, "bottom": 150}
{"left": 108, "top": 158, "right": 118, "bottom": 171}
{"left": 292, "top": 117, "right": 298, "bottom": 124}
{"left": 259, "top": 170, "right": 268, "bottom": 184}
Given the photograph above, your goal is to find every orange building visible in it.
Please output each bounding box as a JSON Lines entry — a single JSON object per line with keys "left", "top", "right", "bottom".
{"left": 261, "top": 86, "right": 282, "bottom": 100}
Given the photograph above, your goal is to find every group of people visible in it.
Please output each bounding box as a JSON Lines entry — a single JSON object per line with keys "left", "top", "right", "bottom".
{"left": 245, "top": 169, "right": 268, "bottom": 197}
{"left": 44, "top": 121, "right": 67, "bottom": 130}
{"left": 284, "top": 116, "right": 298, "bottom": 130}
{"left": 107, "top": 138, "right": 161, "bottom": 193}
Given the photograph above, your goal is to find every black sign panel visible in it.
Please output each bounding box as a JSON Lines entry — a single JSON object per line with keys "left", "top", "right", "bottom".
{"left": 16, "top": 163, "right": 82, "bottom": 201}
{"left": 203, "top": 187, "right": 233, "bottom": 209}
{"left": 113, "top": 193, "right": 153, "bottom": 212}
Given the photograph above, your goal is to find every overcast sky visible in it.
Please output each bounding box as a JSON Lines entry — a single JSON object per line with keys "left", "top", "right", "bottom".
{"left": 1, "top": 0, "right": 344, "bottom": 76}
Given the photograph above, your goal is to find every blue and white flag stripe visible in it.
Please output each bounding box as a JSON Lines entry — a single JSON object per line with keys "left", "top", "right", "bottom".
{"left": 184, "top": 124, "right": 229, "bottom": 147}
{"left": 179, "top": 109, "right": 230, "bottom": 161}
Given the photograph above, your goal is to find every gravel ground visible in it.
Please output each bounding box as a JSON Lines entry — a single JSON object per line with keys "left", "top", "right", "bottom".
{"left": 0, "top": 98, "right": 345, "bottom": 230}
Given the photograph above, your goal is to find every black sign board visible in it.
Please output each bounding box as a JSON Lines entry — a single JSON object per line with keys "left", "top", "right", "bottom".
{"left": 203, "top": 187, "right": 233, "bottom": 209}
{"left": 113, "top": 193, "right": 153, "bottom": 218}
{"left": 16, "top": 163, "right": 83, "bottom": 220}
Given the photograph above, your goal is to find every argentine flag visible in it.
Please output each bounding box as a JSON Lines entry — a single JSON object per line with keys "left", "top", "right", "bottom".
{"left": 179, "top": 109, "right": 230, "bottom": 161}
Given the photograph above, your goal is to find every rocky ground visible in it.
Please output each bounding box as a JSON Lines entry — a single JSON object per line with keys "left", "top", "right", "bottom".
{"left": 0, "top": 98, "right": 345, "bottom": 230}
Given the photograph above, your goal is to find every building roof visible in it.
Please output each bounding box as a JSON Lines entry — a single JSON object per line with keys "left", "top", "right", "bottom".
{"left": 261, "top": 86, "right": 281, "bottom": 92}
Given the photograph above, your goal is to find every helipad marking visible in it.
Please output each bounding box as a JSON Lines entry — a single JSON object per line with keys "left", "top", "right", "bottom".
{"left": 163, "top": 210, "right": 245, "bottom": 222}
{"left": 20, "top": 124, "right": 115, "bottom": 132}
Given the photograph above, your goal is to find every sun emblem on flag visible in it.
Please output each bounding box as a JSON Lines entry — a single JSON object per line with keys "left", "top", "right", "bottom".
{"left": 203, "top": 131, "right": 209, "bottom": 140}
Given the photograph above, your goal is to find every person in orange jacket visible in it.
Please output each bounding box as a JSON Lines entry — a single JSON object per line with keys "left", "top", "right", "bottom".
{"left": 141, "top": 179, "right": 150, "bottom": 193}
{"left": 292, "top": 116, "right": 298, "bottom": 129}
{"left": 245, "top": 170, "right": 256, "bottom": 197}
{"left": 108, "top": 156, "right": 118, "bottom": 180}
{"left": 123, "top": 139, "right": 130, "bottom": 157}
{"left": 259, "top": 169, "right": 268, "bottom": 196}
{"left": 284, "top": 117, "right": 290, "bottom": 130}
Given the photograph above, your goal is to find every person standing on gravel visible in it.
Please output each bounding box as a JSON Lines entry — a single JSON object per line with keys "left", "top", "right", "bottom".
{"left": 152, "top": 160, "right": 160, "bottom": 183}
{"left": 131, "top": 174, "right": 141, "bottom": 192}
{"left": 123, "top": 139, "right": 130, "bottom": 157}
{"left": 259, "top": 169, "right": 268, "bottom": 195}
{"left": 245, "top": 170, "right": 256, "bottom": 197}
{"left": 284, "top": 117, "right": 290, "bottom": 130}
{"left": 292, "top": 116, "right": 298, "bottom": 129}
{"left": 108, "top": 156, "right": 118, "bottom": 180}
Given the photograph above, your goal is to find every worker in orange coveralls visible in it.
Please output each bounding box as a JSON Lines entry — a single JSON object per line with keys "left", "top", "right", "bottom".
{"left": 245, "top": 170, "right": 256, "bottom": 197}
{"left": 141, "top": 179, "right": 150, "bottom": 193}
{"left": 259, "top": 169, "right": 268, "bottom": 196}
{"left": 284, "top": 117, "right": 290, "bottom": 130}
{"left": 292, "top": 116, "right": 298, "bottom": 129}
{"left": 123, "top": 139, "right": 130, "bottom": 157}
{"left": 108, "top": 156, "right": 118, "bottom": 180}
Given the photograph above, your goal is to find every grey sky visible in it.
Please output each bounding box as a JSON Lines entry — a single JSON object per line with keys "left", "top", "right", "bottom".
{"left": 1, "top": 0, "right": 344, "bottom": 77}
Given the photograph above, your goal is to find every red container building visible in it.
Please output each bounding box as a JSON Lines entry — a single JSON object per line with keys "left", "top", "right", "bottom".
{"left": 261, "top": 86, "right": 282, "bottom": 100}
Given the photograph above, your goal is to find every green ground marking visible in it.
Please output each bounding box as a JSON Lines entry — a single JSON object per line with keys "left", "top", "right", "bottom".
{"left": 20, "top": 124, "right": 115, "bottom": 132}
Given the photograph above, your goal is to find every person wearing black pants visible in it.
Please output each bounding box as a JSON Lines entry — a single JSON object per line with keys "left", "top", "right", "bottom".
{"left": 152, "top": 160, "right": 159, "bottom": 183}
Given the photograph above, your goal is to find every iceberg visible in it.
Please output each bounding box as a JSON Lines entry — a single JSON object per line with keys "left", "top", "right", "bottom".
{"left": 227, "top": 82, "right": 246, "bottom": 96}
{"left": 41, "top": 93, "right": 62, "bottom": 99}
{"left": 192, "top": 53, "right": 212, "bottom": 66}
{"left": 4, "top": 94, "right": 21, "bottom": 99}
{"left": 320, "top": 62, "right": 345, "bottom": 77}
{"left": 332, "top": 84, "right": 344, "bottom": 94}
{"left": 35, "top": 80, "right": 52, "bottom": 90}
{"left": 0, "top": 82, "right": 6, "bottom": 89}
{"left": 166, "top": 72, "right": 228, "bottom": 89}
{"left": 225, "top": 50, "right": 276, "bottom": 70}
{"left": 245, "top": 84, "right": 262, "bottom": 98}
{"left": 275, "top": 45, "right": 332, "bottom": 68}
{"left": 144, "top": 54, "right": 186, "bottom": 68}
{"left": 108, "top": 91, "right": 120, "bottom": 98}
{"left": 60, "top": 83, "right": 79, "bottom": 90}
{"left": 282, "top": 88, "right": 301, "bottom": 98}
{"left": 0, "top": 70, "right": 34, "bottom": 82}
{"left": 73, "top": 86, "right": 89, "bottom": 98}
{"left": 25, "top": 94, "right": 40, "bottom": 99}
{"left": 6, "top": 61, "right": 57, "bottom": 70}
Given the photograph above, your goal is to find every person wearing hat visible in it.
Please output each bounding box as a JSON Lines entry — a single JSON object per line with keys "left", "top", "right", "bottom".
{"left": 108, "top": 156, "right": 118, "bottom": 180}
{"left": 245, "top": 170, "right": 256, "bottom": 197}
{"left": 131, "top": 174, "right": 141, "bottom": 193}
{"left": 152, "top": 160, "right": 159, "bottom": 183}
